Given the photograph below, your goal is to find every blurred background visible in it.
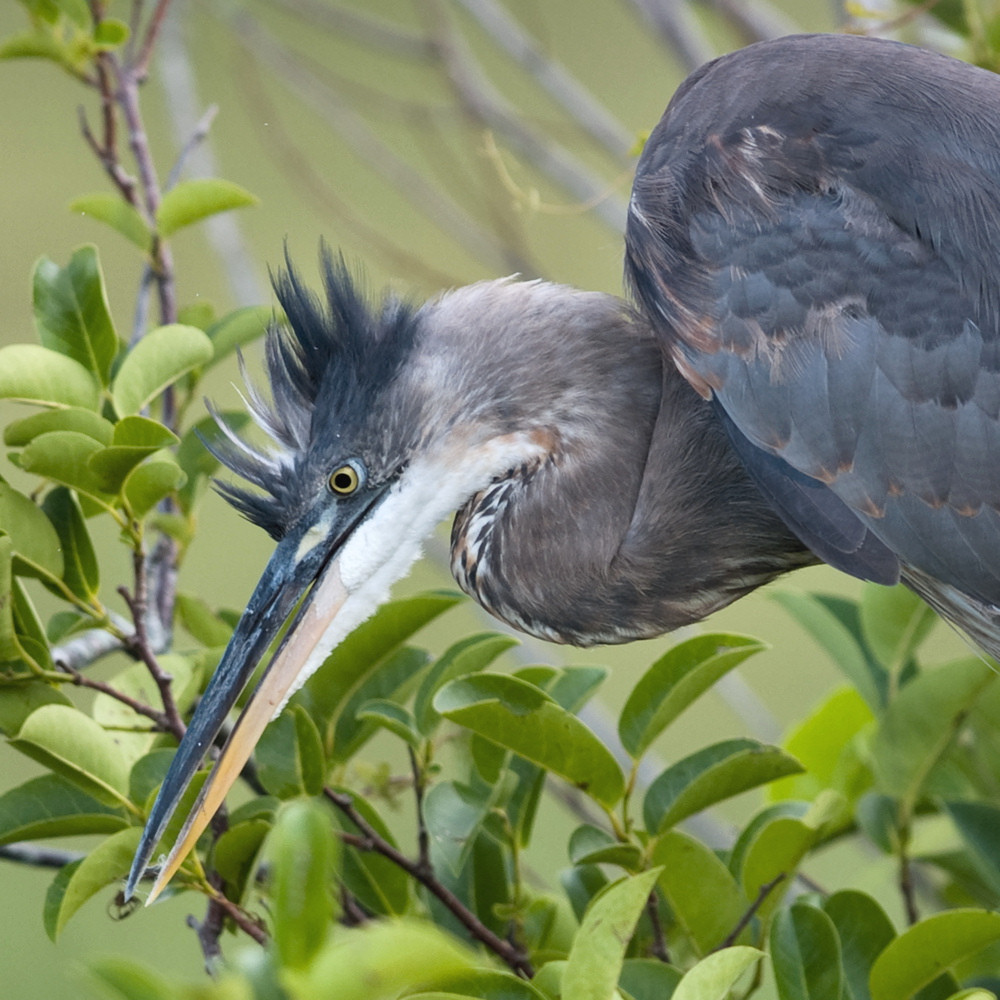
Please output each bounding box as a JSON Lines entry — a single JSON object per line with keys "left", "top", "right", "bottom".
{"left": 0, "top": 0, "right": 980, "bottom": 993}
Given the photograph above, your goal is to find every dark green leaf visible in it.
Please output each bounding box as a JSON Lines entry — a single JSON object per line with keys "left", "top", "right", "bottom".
{"left": 414, "top": 632, "right": 518, "bottom": 735}
{"left": 0, "top": 345, "right": 100, "bottom": 409}
{"left": 357, "top": 698, "right": 422, "bottom": 747}
{"left": 562, "top": 869, "right": 661, "bottom": 1000}
{"left": 156, "top": 179, "right": 258, "bottom": 237}
{"left": 129, "top": 750, "right": 175, "bottom": 809}
{"left": 111, "top": 324, "right": 214, "bottom": 415}
{"left": 435, "top": 672, "right": 626, "bottom": 808}
{"left": 643, "top": 738, "right": 803, "bottom": 834}
{"left": 256, "top": 705, "right": 327, "bottom": 799}
{"left": 4, "top": 407, "right": 113, "bottom": 447}
{"left": 619, "top": 959, "right": 683, "bottom": 1000}
{"left": 620, "top": 632, "right": 766, "bottom": 759}
{"left": 0, "top": 773, "right": 127, "bottom": 844}
{"left": 48, "top": 827, "right": 142, "bottom": 939}
{"left": 870, "top": 910, "right": 1000, "bottom": 1000}
{"left": 424, "top": 780, "right": 496, "bottom": 877}
{"left": 943, "top": 801, "right": 1000, "bottom": 898}
{"left": 823, "top": 890, "right": 896, "bottom": 1000}
{"left": 561, "top": 864, "right": 610, "bottom": 923}
{"left": 43, "top": 859, "right": 82, "bottom": 944}
{"left": 41, "top": 487, "right": 99, "bottom": 599}
{"left": 0, "top": 481, "right": 63, "bottom": 580}
{"left": 213, "top": 818, "right": 270, "bottom": 902}
{"left": 568, "top": 823, "right": 643, "bottom": 869}
{"left": 33, "top": 246, "right": 119, "bottom": 384}
{"left": 770, "top": 903, "right": 843, "bottom": 1000}
{"left": 266, "top": 799, "right": 338, "bottom": 970}
{"left": 69, "top": 194, "right": 150, "bottom": 251}
{"left": 652, "top": 829, "right": 746, "bottom": 954}
{"left": 525, "top": 663, "right": 607, "bottom": 713}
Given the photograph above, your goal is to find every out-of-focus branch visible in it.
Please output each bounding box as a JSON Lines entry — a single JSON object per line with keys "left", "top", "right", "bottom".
{"left": 702, "top": 0, "right": 797, "bottom": 43}
{"left": 455, "top": 0, "right": 634, "bottom": 157}
{"left": 626, "top": 0, "right": 715, "bottom": 73}
{"left": 0, "top": 844, "right": 85, "bottom": 869}
{"left": 421, "top": 0, "right": 630, "bottom": 234}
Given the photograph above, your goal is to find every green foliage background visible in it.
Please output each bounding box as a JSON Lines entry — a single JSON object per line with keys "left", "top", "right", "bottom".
{"left": 4, "top": 2, "right": 1000, "bottom": 999}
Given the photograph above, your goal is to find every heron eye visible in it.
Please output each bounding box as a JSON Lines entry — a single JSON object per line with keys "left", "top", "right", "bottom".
{"left": 329, "top": 462, "right": 363, "bottom": 495}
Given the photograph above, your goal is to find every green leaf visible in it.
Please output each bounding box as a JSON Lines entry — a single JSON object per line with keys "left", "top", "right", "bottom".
{"left": 17, "top": 431, "right": 114, "bottom": 505}
{"left": 434, "top": 673, "right": 626, "bottom": 808}
{"left": 860, "top": 582, "right": 937, "bottom": 670}
{"left": 0, "top": 481, "right": 63, "bottom": 579}
{"left": 408, "top": 970, "right": 549, "bottom": 1000}
{"left": 206, "top": 305, "right": 273, "bottom": 363}
{"left": 0, "top": 773, "right": 127, "bottom": 844}
{"left": 424, "top": 780, "right": 497, "bottom": 878}
{"left": 643, "top": 738, "right": 803, "bottom": 834}
{"left": 175, "top": 410, "right": 252, "bottom": 514}
{"left": 772, "top": 590, "right": 887, "bottom": 709}
{"left": 266, "top": 799, "right": 338, "bottom": 970}
{"left": 770, "top": 903, "right": 843, "bottom": 1000}
{"left": 871, "top": 658, "right": 995, "bottom": 808}
{"left": 562, "top": 869, "right": 662, "bottom": 1000}
{"left": 823, "top": 891, "right": 896, "bottom": 1000}
{"left": 69, "top": 194, "right": 150, "bottom": 251}
{"left": 33, "top": 246, "right": 119, "bottom": 384}
{"left": 522, "top": 663, "right": 607, "bottom": 713}
{"left": 10, "top": 704, "right": 131, "bottom": 807}
{"left": 256, "top": 705, "right": 327, "bottom": 799}
{"left": 213, "top": 818, "right": 271, "bottom": 902}
{"left": 305, "top": 591, "right": 461, "bottom": 751}
{"left": 37, "top": 489, "right": 97, "bottom": 600}
{"left": 943, "top": 801, "right": 1000, "bottom": 898}
{"left": 87, "top": 416, "right": 180, "bottom": 491}
{"left": 651, "top": 829, "right": 746, "bottom": 955}
{"left": 671, "top": 947, "right": 764, "bottom": 1000}
{"left": 47, "top": 827, "right": 142, "bottom": 939}
{"left": 870, "top": 910, "right": 1000, "bottom": 1000}
{"left": 111, "top": 324, "right": 214, "bottom": 415}
{"left": 414, "top": 632, "right": 519, "bottom": 735}
{"left": 4, "top": 407, "right": 113, "bottom": 447}
{"left": 619, "top": 633, "right": 767, "bottom": 759}
{"left": 357, "top": 699, "right": 422, "bottom": 747}
{"left": 156, "top": 178, "right": 258, "bottom": 237}
{"left": 88, "top": 958, "right": 176, "bottom": 1000}
{"left": 620, "top": 960, "right": 684, "bottom": 1000}
{"left": 92, "top": 18, "right": 130, "bottom": 49}
{"left": 43, "top": 859, "right": 81, "bottom": 944}
{"left": 568, "top": 823, "right": 643, "bottom": 869}
{"left": 0, "top": 344, "right": 100, "bottom": 409}
{"left": 175, "top": 592, "right": 233, "bottom": 647}
{"left": 0, "top": 683, "right": 72, "bottom": 736}
{"left": 122, "top": 457, "right": 185, "bottom": 518}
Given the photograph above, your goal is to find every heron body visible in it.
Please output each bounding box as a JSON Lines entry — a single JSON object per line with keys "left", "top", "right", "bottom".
{"left": 128, "top": 33, "right": 1000, "bottom": 900}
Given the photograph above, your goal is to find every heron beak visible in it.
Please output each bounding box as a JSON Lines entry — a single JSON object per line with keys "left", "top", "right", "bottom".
{"left": 125, "top": 496, "right": 382, "bottom": 905}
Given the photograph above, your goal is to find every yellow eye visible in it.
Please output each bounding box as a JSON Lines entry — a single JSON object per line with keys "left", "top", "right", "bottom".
{"left": 329, "top": 463, "right": 362, "bottom": 495}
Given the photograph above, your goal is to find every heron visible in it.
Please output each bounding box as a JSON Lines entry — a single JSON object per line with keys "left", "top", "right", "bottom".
{"left": 126, "top": 32, "right": 1000, "bottom": 902}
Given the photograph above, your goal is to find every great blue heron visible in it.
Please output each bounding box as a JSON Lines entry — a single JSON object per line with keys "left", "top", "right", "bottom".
{"left": 125, "top": 32, "right": 1000, "bottom": 901}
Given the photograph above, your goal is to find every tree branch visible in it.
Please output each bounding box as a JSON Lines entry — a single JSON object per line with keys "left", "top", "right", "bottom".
{"left": 718, "top": 872, "right": 787, "bottom": 950}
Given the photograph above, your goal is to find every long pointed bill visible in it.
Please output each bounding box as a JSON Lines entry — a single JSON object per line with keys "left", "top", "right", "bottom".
{"left": 124, "top": 491, "right": 387, "bottom": 904}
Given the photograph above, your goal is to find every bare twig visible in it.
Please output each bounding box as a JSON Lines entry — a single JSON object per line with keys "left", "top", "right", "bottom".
{"left": 325, "top": 786, "right": 534, "bottom": 978}
{"left": 899, "top": 851, "right": 919, "bottom": 925}
{"left": 0, "top": 844, "right": 85, "bottom": 869}
{"left": 57, "top": 660, "right": 169, "bottom": 730}
{"left": 409, "top": 746, "right": 432, "bottom": 876}
{"left": 718, "top": 872, "right": 787, "bottom": 950}
{"left": 646, "top": 890, "right": 670, "bottom": 963}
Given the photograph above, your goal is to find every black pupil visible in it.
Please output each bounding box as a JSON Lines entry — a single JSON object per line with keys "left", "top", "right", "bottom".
{"left": 333, "top": 470, "right": 355, "bottom": 491}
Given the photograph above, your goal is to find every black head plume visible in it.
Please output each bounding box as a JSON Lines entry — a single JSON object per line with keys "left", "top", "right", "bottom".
{"left": 205, "top": 248, "right": 421, "bottom": 539}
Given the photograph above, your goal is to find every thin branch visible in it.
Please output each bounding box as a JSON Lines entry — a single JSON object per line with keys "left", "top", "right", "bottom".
{"left": 206, "top": 889, "right": 269, "bottom": 945}
{"left": 56, "top": 660, "right": 169, "bottom": 730}
{"left": 646, "top": 890, "right": 670, "bottom": 963}
{"left": 132, "top": 0, "right": 174, "bottom": 80}
{"left": 325, "top": 787, "right": 534, "bottom": 978}
{"left": 0, "top": 844, "right": 85, "bottom": 869}
{"left": 409, "top": 746, "right": 432, "bottom": 876}
{"left": 718, "top": 872, "right": 787, "bottom": 950}
{"left": 899, "top": 850, "right": 920, "bottom": 925}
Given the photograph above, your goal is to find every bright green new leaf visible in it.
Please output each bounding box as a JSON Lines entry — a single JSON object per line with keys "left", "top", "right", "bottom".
{"left": 870, "top": 910, "right": 1000, "bottom": 1000}
{"left": 0, "top": 481, "right": 63, "bottom": 580}
{"left": 88, "top": 958, "right": 176, "bottom": 1000}
{"left": 823, "top": 890, "right": 896, "bottom": 1000}
{"left": 17, "top": 431, "right": 114, "bottom": 506}
{"left": 860, "top": 582, "right": 937, "bottom": 670}
{"left": 92, "top": 17, "right": 129, "bottom": 49}
{"left": 291, "top": 919, "right": 476, "bottom": 1000}
{"left": 88, "top": 416, "right": 179, "bottom": 492}
{"left": 871, "top": 658, "right": 995, "bottom": 808}
{"left": 0, "top": 773, "right": 127, "bottom": 844}
{"left": 772, "top": 590, "right": 887, "bottom": 709}
{"left": 435, "top": 673, "right": 626, "bottom": 808}
{"left": 122, "top": 457, "right": 186, "bottom": 518}
{"left": 770, "top": 904, "right": 843, "bottom": 1000}
{"left": 0, "top": 345, "right": 100, "bottom": 409}
{"left": 69, "top": 193, "right": 150, "bottom": 251}
{"left": 111, "top": 323, "right": 214, "bottom": 415}
{"left": 4, "top": 407, "right": 113, "bottom": 447}
{"left": 619, "top": 632, "right": 766, "bottom": 759}
{"left": 643, "top": 738, "right": 803, "bottom": 834}
{"left": 10, "top": 704, "right": 131, "bottom": 807}
{"left": 47, "top": 827, "right": 142, "bottom": 939}
{"left": 671, "top": 947, "right": 764, "bottom": 1000}
{"left": 358, "top": 699, "right": 422, "bottom": 748}
{"left": 562, "top": 869, "right": 661, "bottom": 1000}
{"left": 266, "top": 799, "right": 338, "bottom": 970}
{"left": 156, "top": 178, "right": 258, "bottom": 237}
{"left": 652, "top": 830, "right": 746, "bottom": 955}
{"left": 414, "top": 632, "right": 519, "bottom": 735}
{"left": 32, "top": 246, "right": 119, "bottom": 384}
{"left": 206, "top": 305, "right": 274, "bottom": 363}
